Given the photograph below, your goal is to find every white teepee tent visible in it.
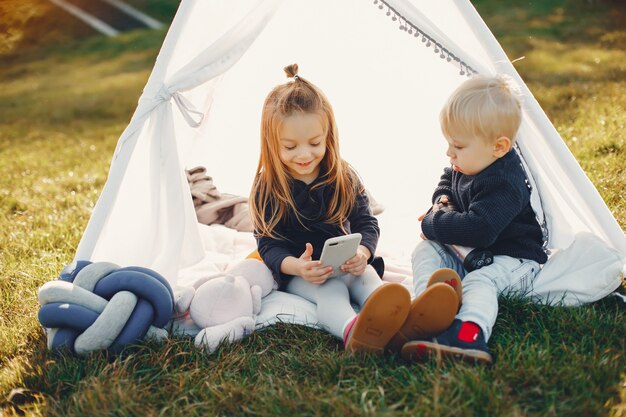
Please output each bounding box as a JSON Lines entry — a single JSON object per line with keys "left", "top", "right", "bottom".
{"left": 74, "top": 0, "right": 625, "bottom": 305}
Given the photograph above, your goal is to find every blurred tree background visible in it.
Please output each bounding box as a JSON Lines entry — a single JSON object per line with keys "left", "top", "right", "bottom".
{"left": 0, "top": 0, "right": 179, "bottom": 55}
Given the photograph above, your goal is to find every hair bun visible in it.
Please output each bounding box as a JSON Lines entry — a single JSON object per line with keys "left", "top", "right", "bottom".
{"left": 284, "top": 64, "right": 299, "bottom": 79}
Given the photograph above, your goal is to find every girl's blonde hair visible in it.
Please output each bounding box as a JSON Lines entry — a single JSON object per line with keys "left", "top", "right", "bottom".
{"left": 440, "top": 75, "right": 522, "bottom": 143}
{"left": 250, "top": 64, "right": 362, "bottom": 239}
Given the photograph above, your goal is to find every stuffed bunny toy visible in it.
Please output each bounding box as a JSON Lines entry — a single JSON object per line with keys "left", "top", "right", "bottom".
{"left": 175, "top": 259, "right": 275, "bottom": 352}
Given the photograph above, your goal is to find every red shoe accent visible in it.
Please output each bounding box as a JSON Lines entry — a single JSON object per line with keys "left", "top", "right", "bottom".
{"left": 444, "top": 279, "right": 457, "bottom": 289}
{"left": 458, "top": 322, "right": 480, "bottom": 343}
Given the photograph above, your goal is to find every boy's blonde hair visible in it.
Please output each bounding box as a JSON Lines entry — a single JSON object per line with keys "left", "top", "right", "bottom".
{"left": 440, "top": 75, "right": 522, "bottom": 143}
{"left": 250, "top": 64, "right": 362, "bottom": 240}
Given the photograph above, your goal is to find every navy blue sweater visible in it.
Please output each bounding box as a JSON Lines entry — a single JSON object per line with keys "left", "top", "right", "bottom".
{"left": 422, "top": 150, "right": 547, "bottom": 264}
{"left": 255, "top": 174, "right": 380, "bottom": 283}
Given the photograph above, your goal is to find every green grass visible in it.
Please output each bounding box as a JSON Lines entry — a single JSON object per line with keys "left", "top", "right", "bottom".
{"left": 1, "top": 0, "right": 625, "bottom": 416}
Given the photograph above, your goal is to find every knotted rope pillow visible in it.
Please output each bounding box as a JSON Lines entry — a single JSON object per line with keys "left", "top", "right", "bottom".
{"left": 38, "top": 261, "right": 173, "bottom": 355}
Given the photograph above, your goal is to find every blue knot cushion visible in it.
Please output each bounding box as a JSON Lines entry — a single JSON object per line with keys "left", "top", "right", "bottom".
{"left": 38, "top": 261, "right": 174, "bottom": 355}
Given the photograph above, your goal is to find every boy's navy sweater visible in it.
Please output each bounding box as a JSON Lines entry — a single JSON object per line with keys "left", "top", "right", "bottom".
{"left": 256, "top": 174, "right": 380, "bottom": 283}
{"left": 422, "top": 150, "right": 548, "bottom": 264}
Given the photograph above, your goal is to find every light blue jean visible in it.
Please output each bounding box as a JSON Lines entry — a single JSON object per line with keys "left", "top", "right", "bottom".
{"left": 285, "top": 265, "right": 382, "bottom": 339}
{"left": 412, "top": 240, "right": 540, "bottom": 341}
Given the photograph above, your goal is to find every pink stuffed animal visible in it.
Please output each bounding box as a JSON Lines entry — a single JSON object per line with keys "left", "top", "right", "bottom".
{"left": 175, "top": 259, "right": 275, "bottom": 352}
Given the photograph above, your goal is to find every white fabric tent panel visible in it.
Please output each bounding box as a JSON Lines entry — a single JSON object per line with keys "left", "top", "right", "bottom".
{"left": 95, "top": 116, "right": 160, "bottom": 266}
{"left": 76, "top": 0, "right": 625, "bottom": 288}
{"left": 146, "top": 0, "right": 267, "bottom": 93}
{"left": 93, "top": 107, "right": 204, "bottom": 273}
{"left": 185, "top": 0, "right": 467, "bottom": 256}
{"left": 388, "top": 0, "right": 495, "bottom": 74}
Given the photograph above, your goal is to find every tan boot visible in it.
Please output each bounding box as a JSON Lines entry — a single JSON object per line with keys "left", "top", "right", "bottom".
{"left": 344, "top": 283, "right": 410, "bottom": 355}
{"left": 427, "top": 268, "right": 462, "bottom": 308}
{"left": 386, "top": 283, "right": 458, "bottom": 353}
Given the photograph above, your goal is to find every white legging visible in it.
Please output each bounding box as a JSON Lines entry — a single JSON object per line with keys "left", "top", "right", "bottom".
{"left": 412, "top": 240, "right": 540, "bottom": 341}
{"left": 285, "top": 265, "right": 383, "bottom": 339}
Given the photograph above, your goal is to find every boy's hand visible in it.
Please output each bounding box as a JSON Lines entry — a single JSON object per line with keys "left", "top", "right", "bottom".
{"left": 299, "top": 243, "right": 333, "bottom": 285}
{"left": 432, "top": 195, "right": 449, "bottom": 212}
{"left": 418, "top": 195, "right": 455, "bottom": 222}
{"left": 341, "top": 245, "right": 370, "bottom": 276}
{"left": 431, "top": 195, "right": 457, "bottom": 214}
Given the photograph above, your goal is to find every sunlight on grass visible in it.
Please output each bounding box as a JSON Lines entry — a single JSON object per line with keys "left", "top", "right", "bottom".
{"left": 0, "top": 0, "right": 625, "bottom": 416}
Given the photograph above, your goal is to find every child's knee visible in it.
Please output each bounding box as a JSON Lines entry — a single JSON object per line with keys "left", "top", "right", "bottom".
{"left": 411, "top": 240, "right": 442, "bottom": 264}
{"left": 462, "top": 270, "right": 498, "bottom": 294}
{"left": 318, "top": 277, "right": 349, "bottom": 296}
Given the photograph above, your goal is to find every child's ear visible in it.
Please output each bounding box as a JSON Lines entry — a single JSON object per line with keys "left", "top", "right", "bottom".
{"left": 493, "top": 136, "right": 512, "bottom": 158}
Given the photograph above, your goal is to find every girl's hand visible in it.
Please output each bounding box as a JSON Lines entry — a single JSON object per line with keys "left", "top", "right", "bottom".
{"left": 341, "top": 245, "right": 370, "bottom": 276}
{"left": 299, "top": 243, "right": 333, "bottom": 285}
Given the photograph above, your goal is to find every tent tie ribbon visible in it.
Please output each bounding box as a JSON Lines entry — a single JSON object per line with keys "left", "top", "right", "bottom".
{"left": 156, "top": 85, "right": 204, "bottom": 128}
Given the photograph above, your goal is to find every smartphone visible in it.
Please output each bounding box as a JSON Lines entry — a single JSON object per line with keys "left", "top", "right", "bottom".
{"left": 319, "top": 233, "right": 362, "bottom": 278}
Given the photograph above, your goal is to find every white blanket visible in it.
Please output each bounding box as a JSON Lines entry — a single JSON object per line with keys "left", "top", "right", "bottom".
{"left": 172, "top": 224, "right": 414, "bottom": 336}
{"left": 171, "top": 225, "right": 624, "bottom": 337}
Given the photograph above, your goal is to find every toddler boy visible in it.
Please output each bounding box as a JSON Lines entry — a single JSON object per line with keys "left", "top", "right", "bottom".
{"left": 404, "top": 75, "right": 548, "bottom": 364}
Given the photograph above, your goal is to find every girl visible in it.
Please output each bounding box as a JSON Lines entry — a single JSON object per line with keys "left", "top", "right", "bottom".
{"left": 249, "top": 64, "right": 411, "bottom": 354}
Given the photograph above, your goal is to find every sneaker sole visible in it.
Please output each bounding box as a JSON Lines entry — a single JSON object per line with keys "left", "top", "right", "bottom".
{"left": 401, "top": 340, "right": 493, "bottom": 364}
{"left": 386, "top": 283, "right": 458, "bottom": 352}
{"left": 427, "top": 268, "right": 462, "bottom": 307}
{"left": 345, "top": 283, "right": 410, "bottom": 355}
